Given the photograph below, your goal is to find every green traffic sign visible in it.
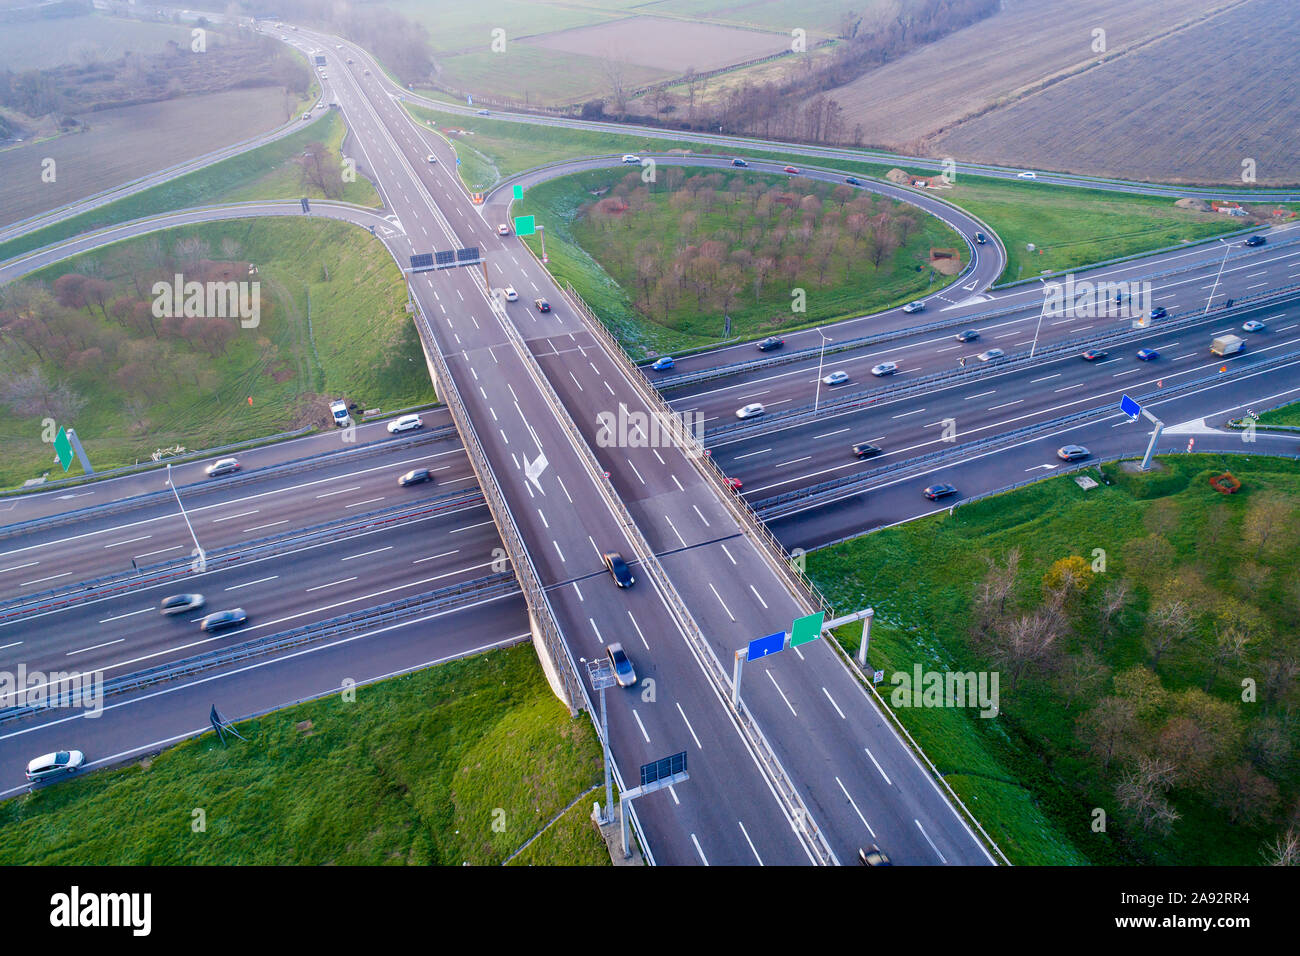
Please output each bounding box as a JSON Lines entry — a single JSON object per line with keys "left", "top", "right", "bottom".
{"left": 513, "top": 214, "right": 536, "bottom": 236}
{"left": 790, "top": 610, "right": 824, "bottom": 647}
{"left": 512, "top": 184, "right": 523, "bottom": 200}
{"left": 53, "top": 427, "right": 74, "bottom": 472}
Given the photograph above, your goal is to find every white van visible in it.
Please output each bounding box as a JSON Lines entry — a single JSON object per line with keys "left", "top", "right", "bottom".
{"left": 329, "top": 400, "right": 351, "bottom": 427}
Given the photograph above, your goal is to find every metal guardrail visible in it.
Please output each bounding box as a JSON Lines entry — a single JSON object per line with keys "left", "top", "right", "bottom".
{"left": 655, "top": 234, "right": 1300, "bottom": 393}
{"left": 754, "top": 345, "right": 1300, "bottom": 519}
{"left": 0, "top": 488, "right": 484, "bottom": 623}
{"left": 0, "top": 424, "right": 461, "bottom": 542}
{"left": 709, "top": 282, "right": 1300, "bottom": 445}
{"left": 0, "top": 571, "right": 519, "bottom": 722}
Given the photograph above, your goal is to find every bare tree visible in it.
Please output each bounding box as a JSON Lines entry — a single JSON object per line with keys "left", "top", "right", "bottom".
{"left": 1115, "top": 757, "right": 1182, "bottom": 835}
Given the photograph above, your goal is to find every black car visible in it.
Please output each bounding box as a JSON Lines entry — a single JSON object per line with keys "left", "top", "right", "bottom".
{"left": 199, "top": 608, "right": 247, "bottom": 632}
{"left": 974, "top": 231, "right": 987, "bottom": 245}
{"left": 731, "top": 157, "right": 748, "bottom": 167}
{"left": 757, "top": 336, "right": 784, "bottom": 352}
{"left": 534, "top": 298, "right": 551, "bottom": 313}
{"left": 955, "top": 329, "right": 979, "bottom": 342}
{"left": 1081, "top": 349, "right": 1108, "bottom": 361}
{"left": 852, "top": 442, "right": 882, "bottom": 459}
{"left": 398, "top": 468, "right": 432, "bottom": 487}
{"left": 845, "top": 176, "right": 862, "bottom": 186}
{"left": 603, "top": 551, "right": 634, "bottom": 588}
{"left": 858, "top": 844, "right": 892, "bottom": 866}
{"left": 1244, "top": 235, "right": 1266, "bottom": 247}
{"left": 1149, "top": 306, "right": 1168, "bottom": 320}
{"left": 923, "top": 484, "right": 958, "bottom": 500}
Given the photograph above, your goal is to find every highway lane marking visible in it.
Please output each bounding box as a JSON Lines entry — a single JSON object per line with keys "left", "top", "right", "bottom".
{"left": 306, "top": 576, "right": 358, "bottom": 593}
{"left": 812, "top": 428, "right": 849, "bottom": 440}
{"left": 21, "top": 572, "right": 70, "bottom": 586}
{"left": 412, "top": 549, "right": 459, "bottom": 564}
{"left": 691, "top": 834, "right": 709, "bottom": 866}
{"left": 135, "top": 546, "right": 182, "bottom": 560}
{"left": 692, "top": 505, "right": 710, "bottom": 527}
{"left": 103, "top": 535, "right": 152, "bottom": 549}
{"left": 553, "top": 540, "right": 566, "bottom": 562}
{"left": 765, "top": 671, "right": 796, "bottom": 715}
{"left": 589, "top": 617, "right": 603, "bottom": 643}
{"left": 66, "top": 638, "right": 125, "bottom": 656}
{"left": 671, "top": 475, "right": 684, "bottom": 492}
{"left": 212, "top": 510, "right": 258, "bottom": 523}
{"left": 891, "top": 408, "right": 926, "bottom": 419}
{"left": 737, "top": 822, "right": 763, "bottom": 866}
{"left": 632, "top": 709, "right": 651, "bottom": 742}
{"left": 734, "top": 448, "right": 770, "bottom": 459}
{"left": 0, "top": 562, "right": 40, "bottom": 574}
{"left": 749, "top": 584, "right": 768, "bottom": 609}
{"left": 225, "top": 575, "right": 279, "bottom": 591}
{"left": 244, "top": 520, "right": 290, "bottom": 533}
{"left": 572, "top": 581, "right": 583, "bottom": 602}
{"left": 835, "top": 777, "right": 877, "bottom": 838}
{"left": 677, "top": 702, "right": 702, "bottom": 749}
{"left": 1112, "top": 368, "right": 1141, "bottom": 377}
{"left": 1030, "top": 373, "right": 1060, "bottom": 383}
{"left": 1054, "top": 382, "right": 1086, "bottom": 392}
{"left": 537, "top": 509, "right": 549, "bottom": 529}
{"left": 822, "top": 687, "right": 846, "bottom": 719}
{"left": 627, "top": 611, "right": 649, "bottom": 650}
{"left": 97, "top": 607, "right": 152, "bottom": 624}
{"left": 342, "top": 547, "right": 392, "bottom": 561}
{"left": 964, "top": 390, "right": 995, "bottom": 400}
{"left": 0, "top": 641, "right": 22, "bottom": 651}
{"left": 556, "top": 476, "right": 574, "bottom": 503}
{"left": 663, "top": 514, "right": 688, "bottom": 549}
{"left": 864, "top": 747, "right": 892, "bottom": 786}
{"left": 709, "top": 582, "right": 735, "bottom": 621}
{"left": 989, "top": 400, "right": 1023, "bottom": 410}
{"left": 627, "top": 459, "right": 647, "bottom": 485}
{"left": 719, "top": 544, "right": 737, "bottom": 565}
{"left": 915, "top": 820, "right": 948, "bottom": 864}
{"left": 451, "top": 520, "right": 495, "bottom": 534}
{"left": 1174, "top": 352, "right": 1197, "bottom": 360}
{"left": 775, "top": 455, "right": 811, "bottom": 468}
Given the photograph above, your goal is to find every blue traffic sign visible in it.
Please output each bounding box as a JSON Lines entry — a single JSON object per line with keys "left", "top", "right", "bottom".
{"left": 747, "top": 631, "right": 785, "bottom": 662}
{"left": 1120, "top": 394, "right": 1141, "bottom": 419}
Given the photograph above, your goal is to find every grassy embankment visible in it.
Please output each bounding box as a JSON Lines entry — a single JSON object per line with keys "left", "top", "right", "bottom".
{"left": 0, "top": 645, "right": 609, "bottom": 865}
{"left": 811, "top": 454, "right": 1300, "bottom": 866}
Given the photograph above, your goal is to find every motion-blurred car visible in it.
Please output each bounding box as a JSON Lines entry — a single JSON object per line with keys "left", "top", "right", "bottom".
{"left": 650, "top": 356, "right": 675, "bottom": 371}
{"left": 902, "top": 300, "right": 925, "bottom": 313}
{"left": 871, "top": 362, "right": 899, "bottom": 376}
{"left": 387, "top": 414, "right": 423, "bottom": 434}
{"left": 621, "top": 154, "right": 641, "bottom": 164}
{"left": 1057, "top": 445, "right": 1090, "bottom": 461}
{"left": 923, "top": 484, "right": 958, "bottom": 500}
{"left": 852, "top": 442, "right": 883, "bottom": 459}
{"left": 1244, "top": 235, "right": 1266, "bottom": 247}
{"left": 603, "top": 551, "right": 634, "bottom": 588}
{"left": 606, "top": 643, "right": 637, "bottom": 687}
{"left": 1081, "top": 349, "right": 1108, "bottom": 361}
{"left": 955, "top": 329, "right": 979, "bottom": 342}
{"left": 398, "top": 468, "right": 432, "bottom": 487}
{"left": 736, "top": 403, "right": 765, "bottom": 419}
{"left": 497, "top": 223, "right": 509, "bottom": 236}
{"left": 1242, "top": 319, "right": 1266, "bottom": 332}
{"left": 205, "top": 457, "right": 241, "bottom": 477}
{"left": 731, "top": 157, "right": 748, "bottom": 167}
{"left": 1136, "top": 348, "right": 1159, "bottom": 361}
{"left": 426, "top": 154, "right": 437, "bottom": 164}
{"left": 25, "top": 750, "right": 84, "bottom": 783}
{"left": 1016, "top": 171, "right": 1037, "bottom": 179}
{"left": 977, "top": 348, "right": 1004, "bottom": 361}
{"left": 503, "top": 286, "right": 518, "bottom": 302}
{"left": 783, "top": 165, "right": 800, "bottom": 174}
{"left": 199, "top": 608, "right": 247, "bottom": 632}
{"left": 858, "top": 844, "right": 892, "bottom": 866}
{"left": 757, "top": 336, "right": 784, "bottom": 351}
{"left": 725, "top": 476, "right": 743, "bottom": 491}
{"left": 476, "top": 108, "right": 489, "bottom": 115}
{"left": 534, "top": 298, "right": 551, "bottom": 313}
{"left": 974, "top": 232, "right": 988, "bottom": 244}
{"left": 1149, "top": 306, "right": 1168, "bottom": 320}
{"left": 160, "top": 594, "right": 205, "bottom": 616}
{"left": 822, "top": 370, "right": 849, "bottom": 386}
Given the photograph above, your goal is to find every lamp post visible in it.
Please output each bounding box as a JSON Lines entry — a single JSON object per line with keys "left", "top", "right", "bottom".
{"left": 813, "top": 329, "right": 831, "bottom": 412}
{"left": 167, "top": 462, "right": 204, "bottom": 568}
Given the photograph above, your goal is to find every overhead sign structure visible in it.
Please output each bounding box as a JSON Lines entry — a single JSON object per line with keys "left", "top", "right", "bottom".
{"left": 790, "top": 611, "right": 824, "bottom": 647}
{"left": 747, "top": 631, "right": 785, "bottom": 662}
{"left": 640, "top": 751, "right": 687, "bottom": 788}
{"left": 1120, "top": 394, "right": 1141, "bottom": 420}
{"left": 513, "top": 214, "right": 536, "bottom": 237}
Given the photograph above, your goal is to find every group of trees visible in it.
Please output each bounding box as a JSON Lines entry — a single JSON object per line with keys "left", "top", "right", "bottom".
{"left": 262, "top": 0, "right": 434, "bottom": 86}
{"left": 0, "top": 236, "right": 259, "bottom": 433}
{"left": 966, "top": 492, "right": 1300, "bottom": 861}
{"left": 576, "top": 170, "right": 921, "bottom": 331}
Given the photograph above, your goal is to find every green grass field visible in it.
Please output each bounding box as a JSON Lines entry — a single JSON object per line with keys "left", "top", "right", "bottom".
{"left": 812, "top": 454, "right": 1300, "bottom": 865}
{"left": 0, "top": 645, "right": 608, "bottom": 865}
{"left": 1257, "top": 402, "right": 1300, "bottom": 428}
{"left": 514, "top": 166, "right": 964, "bottom": 355}
{"left": 0, "top": 110, "right": 377, "bottom": 265}
{"left": 0, "top": 217, "right": 433, "bottom": 490}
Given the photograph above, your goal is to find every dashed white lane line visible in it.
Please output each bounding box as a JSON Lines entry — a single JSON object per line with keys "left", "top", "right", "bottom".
{"left": 225, "top": 575, "right": 279, "bottom": 591}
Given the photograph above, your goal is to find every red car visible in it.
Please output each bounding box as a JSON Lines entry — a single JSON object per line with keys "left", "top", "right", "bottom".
{"left": 783, "top": 166, "right": 799, "bottom": 174}
{"left": 534, "top": 298, "right": 551, "bottom": 313}
{"left": 725, "top": 477, "right": 743, "bottom": 491}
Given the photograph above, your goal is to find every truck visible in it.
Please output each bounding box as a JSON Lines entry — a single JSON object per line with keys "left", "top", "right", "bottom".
{"left": 329, "top": 399, "right": 352, "bottom": 428}
{"left": 1210, "top": 334, "right": 1244, "bottom": 356}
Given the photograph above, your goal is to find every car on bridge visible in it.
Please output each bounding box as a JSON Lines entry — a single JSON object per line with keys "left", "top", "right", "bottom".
{"left": 725, "top": 476, "right": 743, "bottom": 491}
{"left": 823, "top": 370, "right": 849, "bottom": 386}
{"left": 1242, "top": 319, "right": 1266, "bottom": 332}
{"left": 387, "top": 414, "right": 423, "bottom": 434}
{"left": 200, "top": 608, "right": 248, "bottom": 632}
{"left": 603, "top": 551, "right": 634, "bottom": 588}
{"left": 1057, "top": 444, "right": 1090, "bottom": 461}
{"left": 1136, "top": 348, "right": 1159, "bottom": 361}
{"left": 399, "top": 468, "right": 432, "bottom": 487}
{"left": 1149, "top": 306, "right": 1168, "bottom": 320}
{"left": 503, "top": 286, "right": 518, "bottom": 301}
{"left": 621, "top": 154, "right": 641, "bottom": 164}
{"left": 870, "top": 361, "right": 899, "bottom": 376}
{"left": 902, "top": 300, "right": 925, "bottom": 313}
{"left": 651, "top": 356, "right": 675, "bottom": 371}
{"left": 1081, "top": 349, "right": 1108, "bottom": 361}
{"left": 205, "top": 457, "right": 241, "bottom": 477}
{"left": 923, "top": 483, "right": 958, "bottom": 500}
{"left": 1244, "top": 235, "right": 1266, "bottom": 247}
{"left": 160, "top": 594, "right": 205, "bottom": 616}
{"left": 757, "top": 336, "right": 784, "bottom": 351}
{"left": 26, "top": 750, "right": 85, "bottom": 783}
{"left": 534, "top": 298, "right": 551, "bottom": 313}
{"left": 736, "top": 402, "right": 765, "bottom": 419}
{"left": 852, "top": 442, "right": 883, "bottom": 459}
{"left": 955, "top": 329, "right": 979, "bottom": 342}
{"left": 606, "top": 643, "right": 637, "bottom": 687}
{"left": 976, "top": 348, "right": 1004, "bottom": 361}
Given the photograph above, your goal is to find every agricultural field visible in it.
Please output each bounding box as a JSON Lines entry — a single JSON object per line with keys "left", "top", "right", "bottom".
{"left": 0, "top": 90, "right": 296, "bottom": 228}
{"left": 813, "top": 454, "right": 1300, "bottom": 866}
{"left": 515, "top": 166, "right": 964, "bottom": 355}
{"left": 0, "top": 645, "right": 609, "bottom": 865}
{"left": 0, "top": 217, "right": 431, "bottom": 490}
{"left": 527, "top": 18, "right": 788, "bottom": 74}
{"left": 932, "top": 0, "right": 1300, "bottom": 186}
{"left": 825, "top": 0, "right": 1232, "bottom": 151}
{"left": 0, "top": 11, "right": 193, "bottom": 71}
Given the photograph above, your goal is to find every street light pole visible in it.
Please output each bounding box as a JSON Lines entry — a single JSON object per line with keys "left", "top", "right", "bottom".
{"left": 1203, "top": 238, "right": 1231, "bottom": 315}
{"left": 166, "top": 462, "right": 204, "bottom": 566}
{"left": 814, "top": 329, "right": 830, "bottom": 412}
{"left": 1029, "top": 277, "right": 1050, "bottom": 359}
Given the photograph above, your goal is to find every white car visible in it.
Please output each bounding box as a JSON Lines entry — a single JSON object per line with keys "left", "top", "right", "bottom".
{"left": 387, "top": 414, "right": 423, "bottom": 434}
{"left": 426, "top": 154, "right": 438, "bottom": 164}
{"left": 1242, "top": 319, "right": 1266, "bottom": 332}
{"left": 497, "top": 223, "right": 510, "bottom": 236}
{"left": 736, "top": 403, "right": 765, "bottom": 419}
{"left": 977, "top": 348, "right": 1005, "bottom": 361}
{"left": 1016, "top": 171, "right": 1037, "bottom": 179}
{"left": 822, "top": 371, "right": 849, "bottom": 386}
{"left": 503, "top": 286, "right": 518, "bottom": 302}
{"left": 26, "top": 750, "right": 84, "bottom": 782}
{"left": 621, "top": 154, "right": 641, "bottom": 164}
{"left": 871, "top": 362, "right": 899, "bottom": 376}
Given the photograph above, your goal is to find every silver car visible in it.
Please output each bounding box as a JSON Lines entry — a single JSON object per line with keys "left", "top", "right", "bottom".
{"left": 160, "top": 594, "right": 205, "bottom": 615}
{"left": 26, "top": 750, "right": 84, "bottom": 782}
{"left": 205, "top": 457, "right": 241, "bottom": 477}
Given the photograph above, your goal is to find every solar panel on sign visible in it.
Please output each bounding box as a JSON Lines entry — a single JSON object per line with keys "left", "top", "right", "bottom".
{"left": 408, "top": 253, "right": 434, "bottom": 270}
{"left": 640, "top": 751, "right": 687, "bottom": 787}
{"left": 434, "top": 250, "right": 455, "bottom": 266}
{"left": 455, "top": 246, "right": 480, "bottom": 262}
